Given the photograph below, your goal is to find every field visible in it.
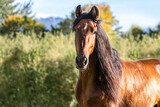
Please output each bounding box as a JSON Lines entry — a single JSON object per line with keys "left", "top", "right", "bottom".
{"left": 0, "top": 33, "right": 160, "bottom": 107}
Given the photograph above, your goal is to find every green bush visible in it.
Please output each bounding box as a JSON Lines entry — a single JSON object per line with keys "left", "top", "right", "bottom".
{"left": 0, "top": 33, "right": 78, "bottom": 107}
{"left": 0, "top": 33, "right": 159, "bottom": 107}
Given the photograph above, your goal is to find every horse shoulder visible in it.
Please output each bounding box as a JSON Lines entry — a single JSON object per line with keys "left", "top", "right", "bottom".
{"left": 121, "top": 59, "right": 160, "bottom": 106}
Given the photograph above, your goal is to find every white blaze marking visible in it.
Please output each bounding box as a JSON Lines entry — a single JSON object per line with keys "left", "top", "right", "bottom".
{"left": 84, "top": 24, "right": 87, "bottom": 30}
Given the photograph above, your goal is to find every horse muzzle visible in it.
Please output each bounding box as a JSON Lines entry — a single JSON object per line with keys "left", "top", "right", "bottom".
{"left": 76, "top": 54, "right": 88, "bottom": 70}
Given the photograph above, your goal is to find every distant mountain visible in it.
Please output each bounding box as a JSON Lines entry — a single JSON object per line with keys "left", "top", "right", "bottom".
{"left": 36, "top": 17, "right": 64, "bottom": 30}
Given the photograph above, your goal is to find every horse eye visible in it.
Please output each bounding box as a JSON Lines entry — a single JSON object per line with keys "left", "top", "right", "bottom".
{"left": 93, "top": 31, "right": 97, "bottom": 34}
{"left": 74, "top": 29, "right": 77, "bottom": 32}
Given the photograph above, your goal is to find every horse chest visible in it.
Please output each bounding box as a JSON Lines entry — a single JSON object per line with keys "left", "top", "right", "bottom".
{"left": 82, "top": 89, "right": 106, "bottom": 106}
{"left": 76, "top": 79, "right": 106, "bottom": 107}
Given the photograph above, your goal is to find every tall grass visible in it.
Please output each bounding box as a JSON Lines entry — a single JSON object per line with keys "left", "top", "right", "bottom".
{"left": 112, "top": 36, "right": 160, "bottom": 60}
{"left": 0, "top": 33, "right": 78, "bottom": 107}
{"left": 0, "top": 33, "right": 159, "bottom": 107}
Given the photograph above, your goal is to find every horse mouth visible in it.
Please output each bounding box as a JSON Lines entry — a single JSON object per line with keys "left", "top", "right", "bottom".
{"left": 76, "top": 63, "right": 88, "bottom": 70}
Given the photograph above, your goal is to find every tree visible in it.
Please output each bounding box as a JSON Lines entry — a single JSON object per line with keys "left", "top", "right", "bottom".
{"left": 83, "top": 3, "right": 119, "bottom": 36}
{"left": 14, "top": 0, "right": 33, "bottom": 16}
{"left": 1, "top": 14, "right": 23, "bottom": 36}
{"left": 51, "top": 25, "right": 61, "bottom": 35}
{"left": 156, "top": 23, "right": 160, "bottom": 34}
{"left": 59, "top": 3, "right": 118, "bottom": 36}
{"left": 130, "top": 25, "right": 143, "bottom": 37}
{"left": 58, "top": 12, "right": 76, "bottom": 35}
{"left": 114, "top": 26, "right": 123, "bottom": 36}
{"left": 125, "top": 25, "right": 144, "bottom": 40}
{"left": 0, "top": 0, "right": 17, "bottom": 23}
{"left": 148, "top": 27, "right": 158, "bottom": 38}
{"left": 0, "top": 0, "right": 33, "bottom": 23}
{"left": 34, "top": 24, "right": 46, "bottom": 36}
{"left": 1, "top": 14, "right": 45, "bottom": 37}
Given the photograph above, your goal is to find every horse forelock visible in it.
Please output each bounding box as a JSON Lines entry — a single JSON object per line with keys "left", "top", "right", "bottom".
{"left": 72, "top": 13, "right": 101, "bottom": 30}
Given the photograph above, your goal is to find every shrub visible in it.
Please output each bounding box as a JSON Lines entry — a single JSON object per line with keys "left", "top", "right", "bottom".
{"left": 0, "top": 33, "right": 159, "bottom": 107}
{"left": 112, "top": 36, "right": 160, "bottom": 60}
{"left": 1, "top": 15, "right": 45, "bottom": 36}
{"left": 0, "top": 33, "right": 78, "bottom": 107}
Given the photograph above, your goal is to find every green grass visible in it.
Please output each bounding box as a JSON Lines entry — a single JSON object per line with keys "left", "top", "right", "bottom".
{"left": 0, "top": 33, "right": 159, "bottom": 107}
{"left": 112, "top": 36, "right": 160, "bottom": 60}
{"left": 0, "top": 33, "right": 78, "bottom": 107}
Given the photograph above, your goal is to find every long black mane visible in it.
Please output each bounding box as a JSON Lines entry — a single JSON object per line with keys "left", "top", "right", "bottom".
{"left": 95, "top": 23, "right": 122, "bottom": 104}
{"left": 73, "top": 13, "right": 123, "bottom": 104}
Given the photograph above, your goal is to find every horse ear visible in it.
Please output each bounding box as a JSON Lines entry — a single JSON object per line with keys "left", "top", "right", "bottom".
{"left": 76, "top": 5, "right": 82, "bottom": 17}
{"left": 89, "top": 6, "right": 99, "bottom": 20}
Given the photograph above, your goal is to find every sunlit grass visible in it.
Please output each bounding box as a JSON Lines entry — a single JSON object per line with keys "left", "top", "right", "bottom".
{"left": 112, "top": 35, "right": 160, "bottom": 60}
{"left": 0, "top": 33, "right": 159, "bottom": 107}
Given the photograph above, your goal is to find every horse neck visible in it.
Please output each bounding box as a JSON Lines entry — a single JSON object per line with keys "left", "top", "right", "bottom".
{"left": 79, "top": 52, "right": 98, "bottom": 89}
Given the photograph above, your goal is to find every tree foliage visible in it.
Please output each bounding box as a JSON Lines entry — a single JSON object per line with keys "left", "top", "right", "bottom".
{"left": 121, "top": 25, "right": 144, "bottom": 40}
{"left": 58, "top": 12, "right": 76, "bottom": 35}
{"left": 51, "top": 25, "right": 61, "bottom": 35}
{"left": 130, "top": 25, "right": 143, "bottom": 37}
{"left": 1, "top": 14, "right": 45, "bottom": 36}
{"left": 122, "top": 24, "right": 160, "bottom": 39}
{"left": 0, "top": 0, "right": 33, "bottom": 23}
{"left": 0, "top": 0, "right": 16, "bottom": 23}
{"left": 58, "top": 3, "right": 118, "bottom": 37}
{"left": 15, "top": 0, "right": 33, "bottom": 16}
{"left": 1, "top": 15, "right": 23, "bottom": 33}
{"left": 157, "top": 23, "right": 160, "bottom": 33}
{"left": 84, "top": 3, "right": 118, "bottom": 34}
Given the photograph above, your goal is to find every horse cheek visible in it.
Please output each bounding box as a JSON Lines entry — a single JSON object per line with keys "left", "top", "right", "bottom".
{"left": 90, "top": 40, "right": 95, "bottom": 55}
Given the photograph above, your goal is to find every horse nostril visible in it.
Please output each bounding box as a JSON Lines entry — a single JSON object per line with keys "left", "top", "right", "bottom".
{"left": 83, "top": 58, "right": 87, "bottom": 65}
{"left": 76, "top": 57, "right": 79, "bottom": 65}
{"left": 76, "top": 55, "right": 88, "bottom": 68}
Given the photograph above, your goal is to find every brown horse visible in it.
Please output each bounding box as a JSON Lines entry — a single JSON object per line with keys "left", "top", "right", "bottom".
{"left": 72, "top": 5, "right": 160, "bottom": 107}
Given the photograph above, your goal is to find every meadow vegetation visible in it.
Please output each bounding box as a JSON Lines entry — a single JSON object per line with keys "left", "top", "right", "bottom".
{"left": 0, "top": 33, "right": 77, "bottom": 107}
{"left": 0, "top": 1, "right": 160, "bottom": 107}
{"left": 0, "top": 33, "right": 160, "bottom": 107}
{"left": 112, "top": 36, "right": 160, "bottom": 60}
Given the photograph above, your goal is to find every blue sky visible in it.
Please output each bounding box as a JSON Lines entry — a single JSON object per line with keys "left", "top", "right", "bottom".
{"left": 15, "top": 0, "right": 160, "bottom": 31}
